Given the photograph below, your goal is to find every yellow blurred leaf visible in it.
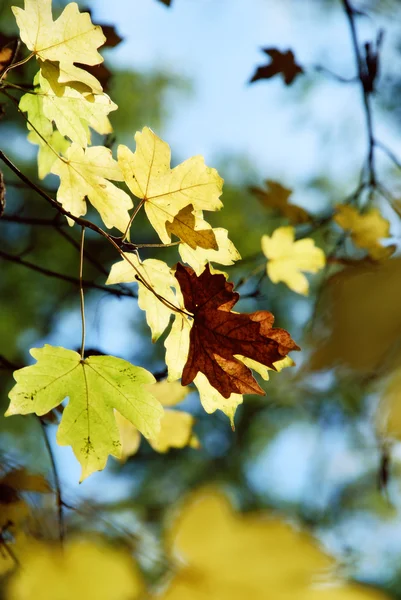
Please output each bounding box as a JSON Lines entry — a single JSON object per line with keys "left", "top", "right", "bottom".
{"left": 157, "top": 489, "right": 343, "bottom": 600}
{"left": 5, "top": 539, "right": 144, "bottom": 600}
{"left": 115, "top": 381, "right": 196, "bottom": 459}
{"left": 334, "top": 205, "right": 395, "bottom": 260}
{"left": 51, "top": 143, "right": 132, "bottom": 231}
{"left": 309, "top": 258, "right": 401, "bottom": 373}
{"left": 250, "top": 180, "right": 310, "bottom": 224}
{"left": 118, "top": 127, "right": 223, "bottom": 243}
{"left": 262, "top": 226, "right": 325, "bottom": 295}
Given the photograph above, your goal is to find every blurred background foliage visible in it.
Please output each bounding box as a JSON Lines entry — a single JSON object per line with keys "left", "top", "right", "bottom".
{"left": 2, "top": 0, "right": 401, "bottom": 598}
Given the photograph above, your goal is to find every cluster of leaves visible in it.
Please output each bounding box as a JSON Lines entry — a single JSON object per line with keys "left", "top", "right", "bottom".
{"left": 2, "top": 0, "right": 401, "bottom": 597}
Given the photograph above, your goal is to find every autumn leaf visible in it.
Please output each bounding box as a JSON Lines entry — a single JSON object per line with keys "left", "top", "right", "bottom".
{"left": 334, "top": 204, "right": 395, "bottom": 260}
{"left": 250, "top": 179, "right": 310, "bottom": 224}
{"left": 115, "top": 380, "right": 197, "bottom": 461}
{"left": 165, "top": 204, "right": 218, "bottom": 250}
{"left": 51, "top": 143, "right": 133, "bottom": 231}
{"left": 157, "top": 489, "right": 389, "bottom": 600}
{"left": 6, "top": 539, "right": 144, "bottom": 600}
{"left": 118, "top": 127, "right": 223, "bottom": 243}
{"left": 174, "top": 263, "right": 299, "bottom": 398}
{"left": 179, "top": 226, "right": 241, "bottom": 275}
{"left": 12, "top": 0, "right": 106, "bottom": 92}
{"left": 262, "top": 226, "right": 325, "bottom": 295}
{"left": 107, "top": 254, "right": 180, "bottom": 341}
{"left": 250, "top": 48, "right": 304, "bottom": 85}
{"left": 5, "top": 345, "right": 163, "bottom": 480}
{"left": 20, "top": 70, "right": 116, "bottom": 149}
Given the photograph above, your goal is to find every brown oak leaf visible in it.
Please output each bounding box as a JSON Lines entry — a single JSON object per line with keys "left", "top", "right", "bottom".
{"left": 175, "top": 263, "right": 299, "bottom": 398}
{"left": 250, "top": 48, "right": 303, "bottom": 85}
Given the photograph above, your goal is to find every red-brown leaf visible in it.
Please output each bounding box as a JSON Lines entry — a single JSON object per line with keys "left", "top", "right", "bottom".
{"left": 175, "top": 263, "right": 299, "bottom": 398}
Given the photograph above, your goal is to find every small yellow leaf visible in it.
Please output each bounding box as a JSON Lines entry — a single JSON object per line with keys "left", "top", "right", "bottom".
{"left": 262, "top": 226, "right": 325, "bottom": 295}
{"left": 107, "top": 254, "right": 179, "bottom": 341}
{"left": 118, "top": 127, "right": 223, "bottom": 243}
{"left": 115, "top": 381, "right": 195, "bottom": 459}
{"left": 194, "top": 372, "right": 243, "bottom": 428}
{"left": 165, "top": 313, "right": 191, "bottom": 382}
{"left": 334, "top": 205, "right": 395, "bottom": 260}
{"left": 51, "top": 143, "right": 132, "bottom": 232}
{"left": 12, "top": 0, "right": 106, "bottom": 92}
{"left": 146, "top": 379, "right": 191, "bottom": 407}
{"left": 165, "top": 204, "right": 218, "bottom": 250}
{"left": 5, "top": 539, "right": 144, "bottom": 600}
{"left": 37, "top": 68, "right": 117, "bottom": 147}
{"left": 179, "top": 227, "right": 241, "bottom": 275}
{"left": 149, "top": 409, "right": 198, "bottom": 453}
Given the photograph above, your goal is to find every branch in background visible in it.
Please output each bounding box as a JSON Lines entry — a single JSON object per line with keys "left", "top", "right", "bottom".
{"left": 0, "top": 248, "right": 136, "bottom": 298}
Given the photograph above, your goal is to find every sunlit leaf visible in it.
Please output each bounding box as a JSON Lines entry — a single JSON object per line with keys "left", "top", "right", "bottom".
{"left": 118, "top": 127, "right": 223, "bottom": 243}
{"left": 334, "top": 204, "right": 395, "bottom": 260}
{"left": 6, "top": 345, "right": 163, "bottom": 480}
{"left": 262, "top": 226, "right": 325, "bottom": 295}
{"left": 12, "top": 0, "right": 106, "bottom": 92}
{"left": 51, "top": 143, "right": 133, "bottom": 231}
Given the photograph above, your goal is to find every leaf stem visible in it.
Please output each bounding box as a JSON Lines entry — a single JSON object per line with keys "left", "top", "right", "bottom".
{"left": 79, "top": 227, "right": 86, "bottom": 360}
{"left": 0, "top": 51, "right": 34, "bottom": 84}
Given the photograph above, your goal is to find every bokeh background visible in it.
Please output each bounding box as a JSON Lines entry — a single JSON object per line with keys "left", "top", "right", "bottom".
{"left": 2, "top": 0, "right": 401, "bottom": 597}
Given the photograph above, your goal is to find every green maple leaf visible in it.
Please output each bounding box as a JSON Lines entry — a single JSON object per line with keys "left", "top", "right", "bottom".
{"left": 6, "top": 346, "right": 163, "bottom": 480}
{"left": 12, "top": 0, "right": 106, "bottom": 92}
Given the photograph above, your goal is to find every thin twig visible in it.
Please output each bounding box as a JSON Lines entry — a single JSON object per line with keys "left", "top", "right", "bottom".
{"left": 79, "top": 227, "right": 86, "bottom": 360}
{"left": 0, "top": 248, "right": 134, "bottom": 297}
{"left": 38, "top": 419, "right": 64, "bottom": 543}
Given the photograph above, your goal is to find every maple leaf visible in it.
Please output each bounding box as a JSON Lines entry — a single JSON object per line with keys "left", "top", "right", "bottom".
{"left": 179, "top": 226, "right": 241, "bottom": 275}
{"left": 51, "top": 143, "right": 133, "bottom": 231}
{"left": 5, "top": 345, "right": 163, "bottom": 480}
{"left": 115, "top": 380, "right": 198, "bottom": 460}
{"left": 20, "top": 70, "right": 116, "bottom": 150}
{"left": 250, "top": 179, "right": 310, "bottom": 224}
{"left": 165, "top": 204, "right": 218, "bottom": 250}
{"left": 12, "top": 0, "right": 106, "bottom": 92}
{"left": 118, "top": 127, "right": 223, "bottom": 243}
{"left": 6, "top": 539, "right": 144, "bottom": 600}
{"left": 250, "top": 48, "right": 304, "bottom": 85}
{"left": 107, "top": 254, "right": 179, "bottom": 341}
{"left": 334, "top": 204, "right": 395, "bottom": 260}
{"left": 174, "top": 263, "right": 299, "bottom": 398}
{"left": 262, "top": 226, "right": 325, "bottom": 295}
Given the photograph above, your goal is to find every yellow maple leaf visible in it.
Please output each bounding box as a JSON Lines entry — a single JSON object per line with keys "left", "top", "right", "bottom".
{"left": 334, "top": 204, "right": 395, "bottom": 260}
{"left": 157, "top": 489, "right": 388, "bottom": 600}
{"left": 51, "top": 143, "right": 133, "bottom": 231}
{"left": 118, "top": 127, "right": 223, "bottom": 243}
{"left": 107, "top": 253, "right": 179, "bottom": 341}
{"left": 262, "top": 226, "right": 325, "bottom": 295}
{"left": 5, "top": 539, "right": 144, "bottom": 600}
{"left": 12, "top": 0, "right": 105, "bottom": 92}
{"left": 115, "top": 380, "right": 198, "bottom": 460}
